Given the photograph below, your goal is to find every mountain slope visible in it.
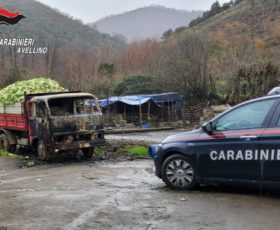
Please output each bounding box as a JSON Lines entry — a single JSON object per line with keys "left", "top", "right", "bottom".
{"left": 0, "top": 0, "right": 124, "bottom": 50}
{"left": 91, "top": 5, "right": 202, "bottom": 42}
{"left": 184, "top": 0, "right": 280, "bottom": 45}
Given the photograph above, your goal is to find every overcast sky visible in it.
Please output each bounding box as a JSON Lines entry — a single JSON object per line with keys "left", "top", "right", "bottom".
{"left": 36, "top": 0, "right": 229, "bottom": 23}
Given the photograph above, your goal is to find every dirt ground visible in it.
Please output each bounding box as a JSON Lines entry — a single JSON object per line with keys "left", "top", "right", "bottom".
{"left": 1, "top": 131, "right": 280, "bottom": 230}
{"left": 1, "top": 155, "right": 280, "bottom": 230}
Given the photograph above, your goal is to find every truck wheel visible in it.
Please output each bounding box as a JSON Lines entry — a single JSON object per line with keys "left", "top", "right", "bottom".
{"left": 37, "top": 141, "right": 49, "bottom": 161}
{"left": 0, "top": 133, "right": 15, "bottom": 153}
{"left": 82, "top": 147, "right": 94, "bottom": 158}
{"left": 161, "top": 154, "right": 197, "bottom": 190}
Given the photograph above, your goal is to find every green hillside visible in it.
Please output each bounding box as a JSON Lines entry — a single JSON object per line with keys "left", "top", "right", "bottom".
{"left": 180, "top": 0, "right": 280, "bottom": 48}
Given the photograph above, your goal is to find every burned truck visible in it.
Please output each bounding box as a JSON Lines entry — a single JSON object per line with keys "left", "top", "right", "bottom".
{"left": 0, "top": 92, "right": 104, "bottom": 160}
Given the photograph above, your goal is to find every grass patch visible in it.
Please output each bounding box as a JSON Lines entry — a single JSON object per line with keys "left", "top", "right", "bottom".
{"left": 94, "top": 147, "right": 106, "bottom": 157}
{"left": 118, "top": 146, "right": 148, "bottom": 158}
{"left": 0, "top": 150, "right": 21, "bottom": 159}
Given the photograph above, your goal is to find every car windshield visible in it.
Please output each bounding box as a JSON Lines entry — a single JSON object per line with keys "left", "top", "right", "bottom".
{"left": 215, "top": 99, "right": 275, "bottom": 130}
{"left": 48, "top": 97, "right": 99, "bottom": 116}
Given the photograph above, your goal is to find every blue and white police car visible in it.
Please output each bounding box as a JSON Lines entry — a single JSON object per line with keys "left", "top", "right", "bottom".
{"left": 149, "top": 89, "right": 280, "bottom": 190}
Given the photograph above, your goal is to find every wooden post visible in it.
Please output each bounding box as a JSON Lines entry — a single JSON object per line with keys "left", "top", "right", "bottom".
{"left": 171, "top": 102, "right": 174, "bottom": 121}
{"left": 148, "top": 101, "right": 151, "bottom": 118}
{"left": 139, "top": 99, "right": 143, "bottom": 127}
{"left": 168, "top": 99, "right": 171, "bottom": 122}
{"left": 124, "top": 104, "right": 126, "bottom": 120}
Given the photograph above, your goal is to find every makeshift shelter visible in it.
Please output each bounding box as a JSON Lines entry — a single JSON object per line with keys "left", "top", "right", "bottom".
{"left": 99, "top": 93, "right": 183, "bottom": 126}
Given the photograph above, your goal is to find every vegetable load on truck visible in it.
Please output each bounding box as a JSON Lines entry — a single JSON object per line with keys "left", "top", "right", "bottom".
{"left": 0, "top": 78, "right": 66, "bottom": 114}
{"left": 0, "top": 78, "right": 66, "bottom": 105}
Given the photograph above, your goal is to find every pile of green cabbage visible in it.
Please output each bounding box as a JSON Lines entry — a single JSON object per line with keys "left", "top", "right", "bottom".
{"left": 0, "top": 78, "right": 66, "bottom": 105}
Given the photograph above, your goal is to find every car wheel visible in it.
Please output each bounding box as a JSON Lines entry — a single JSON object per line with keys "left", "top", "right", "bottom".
{"left": 161, "top": 154, "right": 196, "bottom": 190}
{"left": 37, "top": 141, "right": 50, "bottom": 161}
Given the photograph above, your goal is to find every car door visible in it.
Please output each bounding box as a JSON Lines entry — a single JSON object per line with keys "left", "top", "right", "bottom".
{"left": 197, "top": 98, "right": 278, "bottom": 181}
{"left": 260, "top": 100, "right": 280, "bottom": 183}
{"left": 29, "top": 101, "right": 50, "bottom": 141}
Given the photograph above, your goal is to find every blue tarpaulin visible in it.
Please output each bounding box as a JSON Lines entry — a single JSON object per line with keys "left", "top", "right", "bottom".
{"left": 99, "top": 92, "right": 183, "bottom": 108}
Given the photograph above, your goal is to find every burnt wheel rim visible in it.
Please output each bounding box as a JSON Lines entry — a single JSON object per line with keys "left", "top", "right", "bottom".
{"left": 166, "top": 159, "right": 194, "bottom": 187}
{"left": 38, "top": 143, "right": 47, "bottom": 160}
{"left": 0, "top": 136, "right": 8, "bottom": 150}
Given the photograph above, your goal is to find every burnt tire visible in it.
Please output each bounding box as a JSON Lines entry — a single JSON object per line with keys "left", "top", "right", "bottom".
{"left": 0, "top": 133, "right": 16, "bottom": 153}
{"left": 82, "top": 147, "right": 94, "bottom": 158}
{"left": 37, "top": 141, "right": 50, "bottom": 161}
{"left": 161, "top": 154, "right": 197, "bottom": 190}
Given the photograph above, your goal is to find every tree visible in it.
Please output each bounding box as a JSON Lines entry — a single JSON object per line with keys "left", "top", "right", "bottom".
{"left": 250, "top": 0, "right": 255, "bottom": 7}
{"left": 221, "top": 2, "right": 232, "bottom": 10}
{"left": 113, "top": 75, "right": 160, "bottom": 96}
{"left": 210, "top": 1, "right": 221, "bottom": 15}
{"left": 208, "top": 21, "right": 255, "bottom": 102}
{"left": 153, "top": 32, "right": 210, "bottom": 105}
{"left": 45, "top": 38, "right": 61, "bottom": 77}
{"left": 189, "top": 17, "right": 204, "bottom": 27}
{"left": 255, "top": 38, "right": 266, "bottom": 49}
{"left": 234, "top": 0, "right": 245, "bottom": 4}
{"left": 98, "top": 63, "right": 115, "bottom": 77}
{"left": 162, "top": 29, "right": 173, "bottom": 40}
{"left": 236, "top": 62, "right": 279, "bottom": 100}
{"left": 190, "top": 1, "right": 224, "bottom": 27}
{"left": 97, "top": 63, "right": 116, "bottom": 98}
{"left": 175, "top": 26, "right": 187, "bottom": 33}
{"left": 116, "top": 39, "right": 160, "bottom": 76}
{"left": 0, "top": 68, "right": 26, "bottom": 88}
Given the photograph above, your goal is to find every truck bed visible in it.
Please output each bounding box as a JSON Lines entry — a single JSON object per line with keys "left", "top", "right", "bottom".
{"left": 0, "top": 102, "right": 24, "bottom": 115}
{"left": 0, "top": 103, "right": 28, "bottom": 131}
{"left": 0, "top": 114, "right": 28, "bottom": 131}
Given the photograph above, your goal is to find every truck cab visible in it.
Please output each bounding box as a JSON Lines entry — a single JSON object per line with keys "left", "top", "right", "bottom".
{"left": 27, "top": 92, "right": 104, "bottom": 160}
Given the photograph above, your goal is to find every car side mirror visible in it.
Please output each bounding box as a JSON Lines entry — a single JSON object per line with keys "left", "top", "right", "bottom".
{"left": 202, "top": 122, "right": 213, "bottom": 133}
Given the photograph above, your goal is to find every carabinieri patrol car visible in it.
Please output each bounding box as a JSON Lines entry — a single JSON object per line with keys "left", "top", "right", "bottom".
{"left": 149, "top": 88, "right": 280, "bottom": 190}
